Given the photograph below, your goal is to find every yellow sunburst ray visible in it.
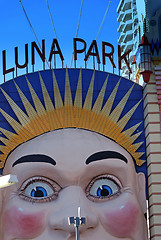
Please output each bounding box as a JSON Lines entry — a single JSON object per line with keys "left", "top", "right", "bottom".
{"left": 2, "top": 96, "right": 40, "bottom": 139}
{"left": 26, "top": 77, "right": 50, "bottom": 132}
{"left": 74, "top": 69, "right": 82, "bottom": 126}
{"left": 0, "top": 146, "right": 6, "bottom": 154}
{"left": 133, "top": 141, "right": 144, "bottom": 151}
{"left": 132, "top": 151, "right": 145, "bottom": 166}
{"left": 65, "top": 68, "right": 73, "bottom": 107}
{"left": 52, "top": 69, "right": 63, "bottom": 109}
{"left": 0, "top": 127, "right": 16, "bottom": 140}
{"left": 78, "top": 71, "right": 95, "bottom": 128}
{"left": 111, "top": 101, "right": 142, "bottom": 140}
{"left": 101, "top": 79, "right": 121, "bottom": 117}
{"left": 52, "top": 69, "right": 64, "bottom": 126}
{"left": 0, "top": 137, "right": 9, "bottom": 146}
{"left": 1, "top": 84, "right": 42, "bottom": 137}
{"left": 137, "top": 159, "right": 145, "bottom": 166}
{"left": 74, "top": 69, "right": 82, "bottom": 108}
{"left": 1, "top": 138, "right": 20, "bottom": 150}
{"left": 117, "top": 100, "right": 142, "bottom": 130}
{"left": 130, "top": 131, "right": 143, "bottom": 144}
{"left": 92, "top": 75, "right": 109, "bottom": 114}
{"left": 109, "top": 85, "right": 134, "bottom": 123}
{"left": 0, "top": 87, "right": 31, "bottom": 128}
{"left": 0, "top": 108, "right": 29, "bottom": 140}
{"left": 0, "top": 144, "right": 17, "bottom": 157}
{"left": 14, "top": 81, "right": 44, "bottom": 135}
{"left": 119, "top": 130, "right": 142, "bottom": 147}
{"left": 26, "top": 77, "right": 46, "bottom": 116}
{"left": 83, "top": 70, "right": 95, "bottom": 111}
{"left": 14, "top": 81, "right": 37, "bottom": 119}
{"left": 125, "top": 141, "right": 143, "bottom": 154}
{"left": 123, "top": 122, "right": 142, "bottom": 138}
{"left": 39, "top": 72, "right": 61, "bottom": 130}
{"left": 90, "top": 76, "right": 109, "bottom": 131}
{"left": 64, "top": 68, "right": 75, "bottom": 127}
{"left": 39, "top": 72, "right": 55, "bottom": 112}
{"left": 0, "top": 156, "right": 7, "bottom": 168}
{"left": 136, "top": 152, "right": 145, "bottom": 159}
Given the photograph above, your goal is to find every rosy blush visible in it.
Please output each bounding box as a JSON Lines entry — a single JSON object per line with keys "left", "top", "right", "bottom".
{"left": 103, "top": 202, "right": 140, "bottom": 238}
{"left": 4, "top": 207, "right": 45, "bottom": 239}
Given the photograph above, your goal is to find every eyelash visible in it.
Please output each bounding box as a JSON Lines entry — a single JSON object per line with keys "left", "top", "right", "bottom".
{"left": 18, "top": 176, "right": 61, "bottom": 203}
{"left": 85, "top": 174, "right": 122, "bottom": 202}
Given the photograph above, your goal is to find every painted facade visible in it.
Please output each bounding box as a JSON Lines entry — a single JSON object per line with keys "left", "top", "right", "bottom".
{"left": 0, "top": 0, "right": 160, "bottom": 238}
{"left": 0, "top": 68, "right": 148, "bottom": 239}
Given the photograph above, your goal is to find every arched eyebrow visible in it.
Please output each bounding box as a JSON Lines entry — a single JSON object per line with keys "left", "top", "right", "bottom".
{"left": 86, "top": 151, "right": 128, "bottom": 165}
{"left": 12, "top": 154, "right": 56, "bottom": 167}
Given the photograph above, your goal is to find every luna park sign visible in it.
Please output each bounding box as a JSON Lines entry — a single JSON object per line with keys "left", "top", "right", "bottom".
{"left": 2, "top": 38, "right": 132, "bottom": 79}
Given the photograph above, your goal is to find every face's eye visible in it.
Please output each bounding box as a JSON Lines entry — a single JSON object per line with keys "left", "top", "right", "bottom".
{"left": 25, "top": 182, "right": 54, "bottom": 198}
{"left": 86, "top": 175, "right": 122, "bottom": 202}
{"left": 19, "top": 177, "right": 61, "bottom": 203}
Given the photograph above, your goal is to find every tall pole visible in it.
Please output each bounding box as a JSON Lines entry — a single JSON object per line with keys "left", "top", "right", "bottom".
{"left": 75, "top": 217, "right": 80, "bottom": 240}
{"left": 68, "top": 207, "right": 86, "bottom": 240}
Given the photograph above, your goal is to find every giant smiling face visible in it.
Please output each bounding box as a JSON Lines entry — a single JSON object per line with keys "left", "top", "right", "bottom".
{"left": 0, "top": 128, "right": 148, "bottom": 240}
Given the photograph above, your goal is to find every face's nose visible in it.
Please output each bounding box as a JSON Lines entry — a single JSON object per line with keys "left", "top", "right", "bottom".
{"left": 48, "top": 186, "right": 98, "bottom": 236}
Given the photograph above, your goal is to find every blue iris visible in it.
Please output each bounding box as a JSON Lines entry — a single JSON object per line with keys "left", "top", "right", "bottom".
{"left": 31, "top": 186, "right": 47, "bottom": 197}
{"left": 97, "top": 185, "right": 112, "bottom": 197}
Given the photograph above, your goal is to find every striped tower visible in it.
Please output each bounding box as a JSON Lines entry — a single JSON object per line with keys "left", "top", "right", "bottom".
{"left": 143, "top": 65, "right": 161, "bottom": 240}
{"left": 155, "top": 66, "right": 161, "bottom": 124}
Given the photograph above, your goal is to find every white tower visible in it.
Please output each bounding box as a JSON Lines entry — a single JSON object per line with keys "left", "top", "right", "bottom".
{"left": 117, "top": 0, "right": 145, "bottom": 81}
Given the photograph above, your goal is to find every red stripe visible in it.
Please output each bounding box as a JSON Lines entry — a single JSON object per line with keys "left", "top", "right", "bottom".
{"left": 147, "top": 162, "right": 161, "bottom": 168}
{"left": 151, "top": 234, "right": 161, "bottom": 239}
{"left": 144, "top": 122, "right": 160, "bottom": 131}
{"left": 145, "top": 132, "right": 161, "bottom": 138}
{"left": 149, "top": 213, "right": 161, "bottom": 219}
{"left": 150, "top": 223, "right": 161, "bottom": 229}
{"left": 149, "top": 192, "right": 161, "bottom": 198}
{"left": 148, "top": 182, "right": 161, "bottom": 188}
{"left": 149, "top": 203, "right": 161, "bottom": 209}
{"left": 144, "top": 112, "right": 160, "bottom": 121}
{"left": 143, "top": 102, "right": 158, "bottom": 111}
{"left": 147, "top": 152, "right": 161, "bottom": 158}
{"left": 143, "top": 92, "right": 157, "bottom": 100}
{"left": 148, "top": 172, "right": 161, "bottom": 178}
{"left": 146, "top": 141, "right": 161, "bottom": 148}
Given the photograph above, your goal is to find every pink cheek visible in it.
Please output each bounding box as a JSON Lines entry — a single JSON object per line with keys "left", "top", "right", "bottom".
{"left": 103, "top": 202, "right": 140, "bottom": 238}
{"left": 4, "top": 207, "right": 45, "bottom": 239}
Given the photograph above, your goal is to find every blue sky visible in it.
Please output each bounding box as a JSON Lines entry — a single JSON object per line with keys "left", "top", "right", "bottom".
{"left": 0, "top": 0, "right": 120, "bottom": 83}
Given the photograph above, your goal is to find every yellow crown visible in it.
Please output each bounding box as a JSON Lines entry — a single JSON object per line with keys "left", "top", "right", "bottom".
{"left": 0, "top": 68, "right": 145, "bottom": 168}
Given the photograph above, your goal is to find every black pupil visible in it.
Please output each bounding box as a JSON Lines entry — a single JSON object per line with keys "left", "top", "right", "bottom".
{"left": 34, "top": 189, "right": 44, "bottom": 197}
{"left": 101, "top": 188, "right": 109, "bottom": 196}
